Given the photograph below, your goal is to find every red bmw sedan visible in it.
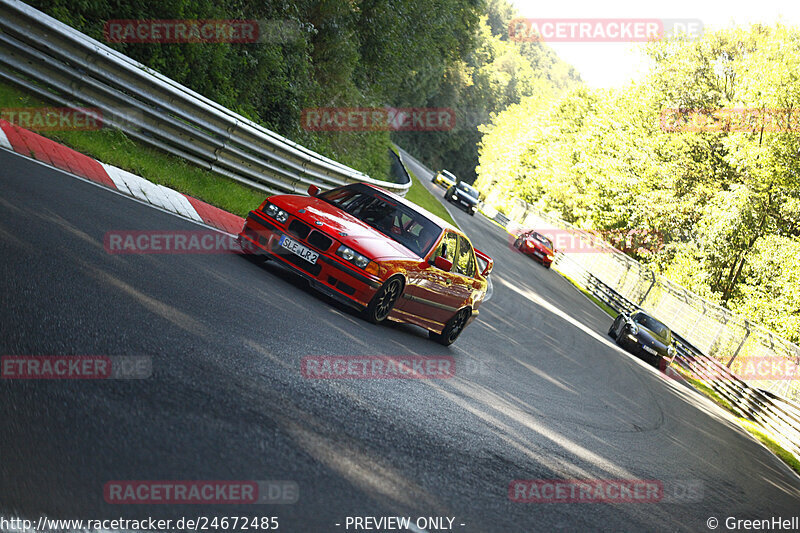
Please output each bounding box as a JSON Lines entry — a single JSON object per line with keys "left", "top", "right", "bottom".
{"left": 514, "top": 230, "right": 556, "bottom": 268}
{"left": 238, "top": 182, "right": 493, "bottom": 345}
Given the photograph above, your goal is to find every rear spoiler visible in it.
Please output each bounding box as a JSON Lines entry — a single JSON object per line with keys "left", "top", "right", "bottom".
{"left": 474, "top": 248, "right": 494, "bottom": 277}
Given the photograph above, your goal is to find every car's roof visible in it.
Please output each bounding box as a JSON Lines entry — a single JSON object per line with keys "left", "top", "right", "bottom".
{"left": 362, "top": 182, "right": 460, "bottom": 234}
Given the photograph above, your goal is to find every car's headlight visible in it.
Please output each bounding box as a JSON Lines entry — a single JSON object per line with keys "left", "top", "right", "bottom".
{"left": 336, "top": 245, "right": 372, "bottom": 270}
{"left": 629, "top": 323, "right": 639, "bottom": 335}
{"left": 667, "top": 345, "right": 676, "bottom": 357}
{"left": 451, "top": 195, "right": 458, "bottom": 200}
{"left": 264, "top": 202, "right": 289, "bottom": 223}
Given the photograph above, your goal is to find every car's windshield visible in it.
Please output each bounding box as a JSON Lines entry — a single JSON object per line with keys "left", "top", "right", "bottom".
{"left": 442, "top": 171, "right": 456, "bottom": 181}
{"left": 457, "top": 182, "right": 479, "bottom": 198}
{"left": 530, "top": 232, "right": 553, "bottom": 249}
{"left": 634, "top": 313, "right": 671, "bottom": 341}
{"left": 320, "top": 184, "right": 442, "bottom": 257}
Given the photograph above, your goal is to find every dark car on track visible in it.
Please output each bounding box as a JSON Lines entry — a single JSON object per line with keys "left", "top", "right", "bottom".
{"left": 445, "top": 181, "right": 480, "bottom": 216}
{"left": 514, "top": 230, "right": 556, "bottom": 268}
{"left": 608, "top": 310, "right": 676, "bottom": 367}
{"left": 238, "top": 182, "right": 494, "bottom": 345}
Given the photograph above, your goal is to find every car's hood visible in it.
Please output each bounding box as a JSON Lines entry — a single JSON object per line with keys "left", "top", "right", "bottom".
{"left": 269, "top": 195, "right": 422, "bottom": 260}
{"left": 634, "top": 327, "right": 669, "bottom": 351}
{"left": 526, "top": 238, "right": 554, "bottom": 254}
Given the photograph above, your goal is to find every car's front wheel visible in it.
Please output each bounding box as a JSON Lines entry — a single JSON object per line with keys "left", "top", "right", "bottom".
{"left": 364, "top": 277, "right": 403, "bottom": 324}
{"left": 430, "top": 308, "right": 471, "bottom": 346}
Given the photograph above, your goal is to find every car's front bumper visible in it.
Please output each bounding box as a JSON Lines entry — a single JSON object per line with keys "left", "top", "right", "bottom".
{"left": 620, "top": 334, "right": 666, "bottom": 366}
{"left": 238, "top": 210, "right": 383, "bottom": 311}
{"left": 447, "top": 194, "right": 478, "bottom": 212}
{"left": 521, "top": 244, "right": 554, "bottom": 265}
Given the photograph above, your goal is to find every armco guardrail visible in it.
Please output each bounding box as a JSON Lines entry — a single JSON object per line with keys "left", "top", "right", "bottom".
{"left": 0, "top": 0, "right": 410, "bottom": 197}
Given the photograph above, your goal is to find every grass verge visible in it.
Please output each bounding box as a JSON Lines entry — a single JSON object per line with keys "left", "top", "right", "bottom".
{"left": 738, "top": 418, "right": 800, "bottom": 474}
{"left": 0, "top": 82, "right": 264, "bottom": 216}
{"left": 557, "top": 270, "right": 619, "bottom": 318}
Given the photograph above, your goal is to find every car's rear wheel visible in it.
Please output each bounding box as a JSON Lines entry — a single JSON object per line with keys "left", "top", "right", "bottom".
{"left": 364, "top": 277, "right": 403, "bottom": 324}
{"left": 430, "top": 308, "right": 471, "bottom": 346}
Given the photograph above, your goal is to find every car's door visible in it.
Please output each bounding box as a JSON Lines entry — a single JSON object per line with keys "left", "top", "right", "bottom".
{"left": 450, "top": 234, "right": 481, "bottom": 307}
{"left": 399, "top": 230, "right": 463, "bottom": 327}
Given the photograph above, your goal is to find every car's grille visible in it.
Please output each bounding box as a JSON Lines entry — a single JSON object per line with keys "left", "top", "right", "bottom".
{"left": 288, "top": 219, "right": 311, "bottom": 240}
{"left": 336, "top": 280, "right": 356, "bottom": 295}
{"left": 307, "top": 231, "right": 333, "bottom": 251}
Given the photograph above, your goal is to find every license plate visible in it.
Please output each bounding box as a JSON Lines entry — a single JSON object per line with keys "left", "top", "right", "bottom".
{"left": 279, "top": 235, "right": 318, "bottom": 264}
{"left": 460, "top": 200, "right": 469, "bottom": 206}
{"left": 533, "top": 251, "right": 543, "bottom": 258}
{"left": 642, "top": 345, "right": 658, "bottom": 355}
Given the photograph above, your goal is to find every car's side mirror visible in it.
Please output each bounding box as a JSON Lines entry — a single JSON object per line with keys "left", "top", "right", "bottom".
{"left": 434, "top": 256, "right": 453, "bottom": 272}
{"left": 474, "top": 249, "right": 493, "bottom": 277}
{"left": 307, "top": 184, "right": 320, "bottom": 197}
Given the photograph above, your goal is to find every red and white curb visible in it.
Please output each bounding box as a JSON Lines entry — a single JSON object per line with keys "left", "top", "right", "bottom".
{"left": 0, "top": 119, "right": 244, "bottom": 235}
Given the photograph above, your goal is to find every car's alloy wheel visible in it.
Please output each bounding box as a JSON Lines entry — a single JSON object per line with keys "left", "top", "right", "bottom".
{"left": 431, "top": 308, "right": 470, "bottom": 346}
{"left": 365, "top": 277, "right": 403, "bottom": 323}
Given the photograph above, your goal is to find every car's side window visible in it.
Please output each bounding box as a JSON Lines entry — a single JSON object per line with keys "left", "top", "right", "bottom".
{"left": 454, "top": 235, "right": 476, "bottom": 277}
{"left": 433, "top": 231, "right": 458, "bottom": 263}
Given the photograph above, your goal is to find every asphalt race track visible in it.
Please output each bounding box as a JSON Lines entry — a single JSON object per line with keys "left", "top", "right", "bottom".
{"left": 2, "top": 147, "right": 799, "bottom": 532}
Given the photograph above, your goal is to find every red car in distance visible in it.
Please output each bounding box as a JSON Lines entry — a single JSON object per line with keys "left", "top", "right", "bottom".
{"left": 514, "top": 230, "right": 556, "bottom": 268}
{"left": 238, "top": 182, "right": 494, "bottom": 345}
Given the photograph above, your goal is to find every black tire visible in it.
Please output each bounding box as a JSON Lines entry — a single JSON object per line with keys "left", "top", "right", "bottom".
{"left": 608, "top": 315, "right": 623, "bottom": 338}
{"left": 544, "top": 262, "right": 551, "bottom": 269}
{"left": 514, "top": 238, "right": 522, "bottom": 248}
{"left": 364, "top": 277, "right": 403, "bottom": 324}
{"left": 615, "top": 326, "right": 628, "bottom": 346}
{"left": 430, "top": 308, "right": 471, "bottom": 346}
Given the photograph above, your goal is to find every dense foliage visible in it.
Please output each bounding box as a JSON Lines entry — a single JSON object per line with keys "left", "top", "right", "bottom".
{"left": 29, "top": 0, "right": 576, "bottom": 184}
{"left": 475, "top": 25, "right": 800, "bottom": 342}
